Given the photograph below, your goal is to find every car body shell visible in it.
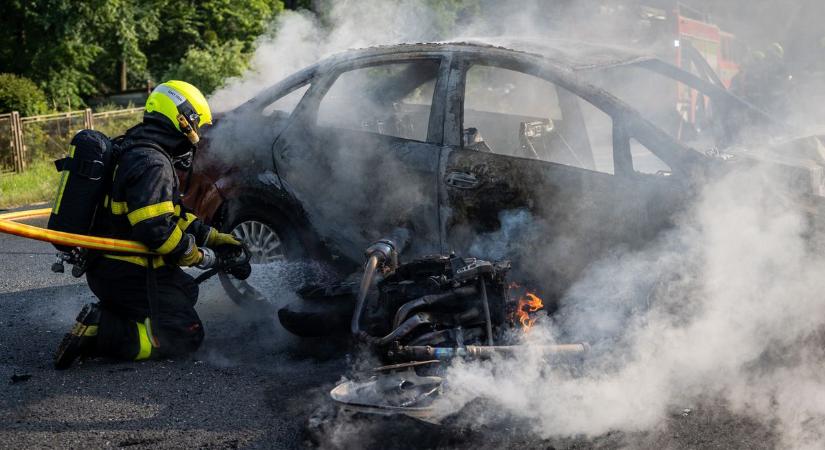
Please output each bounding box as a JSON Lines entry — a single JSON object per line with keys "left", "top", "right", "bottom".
{"left": 182, "top": 40, "right": 825, "bottom": 301}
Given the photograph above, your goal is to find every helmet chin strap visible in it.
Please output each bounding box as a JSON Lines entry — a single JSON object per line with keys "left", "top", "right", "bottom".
{"left": 179, "top": 147, "right": 196, "bottom": 195}
{"left": 169, "top": 118, "right": 198, "bottom": 195}
{"left": 176, "top": 113, "right": 200, "bottom": 144}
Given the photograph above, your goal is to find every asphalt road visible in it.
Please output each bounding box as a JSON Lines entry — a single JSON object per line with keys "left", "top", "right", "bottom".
{"left": 0, "top": 211, "right": 778, "bottom": 449}
{"left": 0, "top": 212, "right": 350, "bottom": 449}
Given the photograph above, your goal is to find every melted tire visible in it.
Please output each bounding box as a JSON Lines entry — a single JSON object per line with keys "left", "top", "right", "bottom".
{"left": 278, "top": 282, "right": 356, "bottom": 337}
{"left": 277, "top": 298, "right": 353, "bottom": 337}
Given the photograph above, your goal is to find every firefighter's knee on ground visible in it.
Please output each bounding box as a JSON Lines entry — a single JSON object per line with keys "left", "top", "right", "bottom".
{"left": 133, "top": 317, "right": 204, "bottom": 360}
{"left": 134, "top": 319, "right": 156, "bottom": 361}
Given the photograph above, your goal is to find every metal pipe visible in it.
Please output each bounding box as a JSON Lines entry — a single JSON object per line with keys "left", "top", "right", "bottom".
{"left": 391, "top": 343, "right": 590, "bottom": 361}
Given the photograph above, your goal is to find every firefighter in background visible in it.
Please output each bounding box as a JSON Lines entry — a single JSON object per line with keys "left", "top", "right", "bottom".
{"left": 730, "top": 50, "right": 765, "bottom": 100}
{"left": 54, "top": 81, "right": 241, "bottom": 369}
{"left": 731, "top": 43, "right": 792, "bottom": 114}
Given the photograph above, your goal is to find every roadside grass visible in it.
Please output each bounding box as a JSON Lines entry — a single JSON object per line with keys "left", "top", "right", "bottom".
{"left": 0, "top": 160, "right": 58, "bottom": 209}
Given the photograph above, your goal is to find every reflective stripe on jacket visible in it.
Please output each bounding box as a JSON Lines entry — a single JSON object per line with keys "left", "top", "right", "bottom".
{"left": 99, "top": 140, "right": 210, "bottom": 267}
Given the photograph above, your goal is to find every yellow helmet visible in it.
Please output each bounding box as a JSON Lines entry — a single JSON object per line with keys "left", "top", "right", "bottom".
{"left": 145, "top": 80, "right": 212, "bottom": 144}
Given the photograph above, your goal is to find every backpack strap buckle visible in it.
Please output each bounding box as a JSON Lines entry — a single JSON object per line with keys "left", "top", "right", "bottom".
{"left": 53, "top": 157, "right": 105, "bottom": 180}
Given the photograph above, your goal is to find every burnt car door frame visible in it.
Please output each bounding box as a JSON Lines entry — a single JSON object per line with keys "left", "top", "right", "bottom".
{"left": 272, "top": 50, "right": 453, "bottom": 263}
{"left": 437, "top": 47, "right": 701, "bottom": 295}
{"left": 439, "top": 48, "right": 685, "bottom": 178}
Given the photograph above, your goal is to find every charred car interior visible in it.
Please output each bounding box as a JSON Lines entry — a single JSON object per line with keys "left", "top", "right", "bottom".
{"left": 181, "top": 40, "right": 825, "bottom": 422}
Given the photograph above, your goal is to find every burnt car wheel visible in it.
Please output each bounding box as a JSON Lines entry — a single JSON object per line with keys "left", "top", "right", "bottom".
{"left": 232, "top": 220, "right": 286, "bottom": 264}
{"left": 217, "top": 202, "right": 307, "bottom": 308}
{"left": 278, "top": 281, "right": 357, "bottom": 337}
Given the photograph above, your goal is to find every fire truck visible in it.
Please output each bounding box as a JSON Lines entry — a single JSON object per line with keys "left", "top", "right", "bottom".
{"left": 634, "top": 2, "right": 744, "bottom": 125}
{"left": 667, "top": 3, "right": 742, "bottom": 87}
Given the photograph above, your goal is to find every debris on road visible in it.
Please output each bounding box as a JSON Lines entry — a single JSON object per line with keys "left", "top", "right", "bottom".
{"left": 9, "top": 373, "right": 32, "bottom": 384}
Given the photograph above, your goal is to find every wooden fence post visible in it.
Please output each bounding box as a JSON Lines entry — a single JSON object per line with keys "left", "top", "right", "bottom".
{"left": 10, "top": 111, "right": 26, "bottom": 173}
{"left": 84, "top": 108, "right": 94, "bottom": 130}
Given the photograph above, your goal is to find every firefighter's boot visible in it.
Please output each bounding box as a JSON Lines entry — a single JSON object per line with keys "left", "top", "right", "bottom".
{"left": 54, "top": 303, "right": 101, "bottom": 370}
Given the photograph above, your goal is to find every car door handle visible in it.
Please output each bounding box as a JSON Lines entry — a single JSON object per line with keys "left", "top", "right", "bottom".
{"left": 444, "top": 171, "right": 480, "bottom": 189}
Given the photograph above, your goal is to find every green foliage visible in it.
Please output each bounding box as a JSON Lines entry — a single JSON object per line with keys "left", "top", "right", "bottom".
{"left": 163, "top": 40, "right": 250, "bottom": 95}
{"left": 0, "top": 0, "right": 163, "bottom": 109}
{"left": 0, "top": 0, "right": 284, "bottom": 110}
{"left": 423, "top": 0, "right": 481, "bottom": 38}
{"left": 0, "top": 74, "right": 48, "bottom": 115}
{"left": 147, "top": 0, "right": 284, "bottom": 79}
{"left": 0, "top": 0, "right": 489, "bottom": 115}
{"left": 93, "top": 0, "right": 162, "bottom": 88}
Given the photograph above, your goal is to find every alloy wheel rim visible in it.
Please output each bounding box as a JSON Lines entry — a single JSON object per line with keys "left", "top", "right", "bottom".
{"left": 223, "top": 220, "right": 286, "bottom": 296}
{"left": 231, "top": 220, "right": 286, "bottom": 264}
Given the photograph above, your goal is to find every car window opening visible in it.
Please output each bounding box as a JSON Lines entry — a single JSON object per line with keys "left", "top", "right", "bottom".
{"left": 262, "top": 83, "right": 312, "bottom": 118}
{"left": 462, "top": 64, "right": 614, "bottom": 175}
{"left": 583, "top": 63, "right": 723, "bottom": 151}
{"left": 630, "top": 138, "right": 672, "bottom": 175}
{"left": 316, "top": 60, "right": 440, "bottom": 143}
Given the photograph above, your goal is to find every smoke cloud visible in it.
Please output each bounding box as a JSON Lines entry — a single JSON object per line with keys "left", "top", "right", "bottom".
{"left": 210, "top": 0, "right": 463, "bottom": 113}
{"left": 200, "top": 0, "right": 825, "bottom": 447}
{"left": 439, "top": 162, "right": 825, "bottom": 448}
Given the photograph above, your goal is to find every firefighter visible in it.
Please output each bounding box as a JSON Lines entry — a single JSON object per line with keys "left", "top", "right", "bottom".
{"left": 54, "top": 81, "right": 241, "bottom": 369}
{"left": 733, "top": 44, "right": 792, "bottom": 113}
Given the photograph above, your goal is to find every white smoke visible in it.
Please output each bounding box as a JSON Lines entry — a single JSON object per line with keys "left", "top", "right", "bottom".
{"left": 438, "top": 162, "right": 825, "bottom": 448}
{"left": 210, "top": 0, "right": 462, "bottom": 112}
{"left": 200, "top": 0, "right": 825, "bottom": 447}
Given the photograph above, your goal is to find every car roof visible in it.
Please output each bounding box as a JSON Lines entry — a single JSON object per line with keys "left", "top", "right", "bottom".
{"left": 322, "top": 39, "right": 655, "bottom": 71}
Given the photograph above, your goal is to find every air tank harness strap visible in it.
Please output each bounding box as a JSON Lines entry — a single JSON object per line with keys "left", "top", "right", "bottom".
{"left": 54, "top": 156, "right": 105, "bottom": 180}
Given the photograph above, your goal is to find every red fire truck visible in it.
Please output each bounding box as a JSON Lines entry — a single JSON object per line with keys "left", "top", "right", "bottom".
{"left": 672, "top": 4, "right": 742, "bottom": 87}
{"left": 632, "top": 2, "right": 744, "bottom": 126}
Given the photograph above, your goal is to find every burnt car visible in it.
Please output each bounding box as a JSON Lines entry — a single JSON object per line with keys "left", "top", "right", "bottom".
{"left": 183, "top": 40, "right": 825, "bottom": 315}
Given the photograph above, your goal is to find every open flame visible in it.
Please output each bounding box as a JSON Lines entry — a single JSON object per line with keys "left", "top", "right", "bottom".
{"left": 517, "top": 292, "right": 544, "bottom": 330}
{"left": 511, "top": 283, "right": 545, "bottom": 331}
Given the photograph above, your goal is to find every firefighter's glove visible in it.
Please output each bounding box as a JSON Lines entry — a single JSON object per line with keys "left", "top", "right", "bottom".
{"left": 177, "top": 235, "right": 204, "bottom": 267}
{"left": 206, "top": 228, "right": 241, "bottom": 248}
{"left": 195, "top": 247, "right": 217, "bottom": 270}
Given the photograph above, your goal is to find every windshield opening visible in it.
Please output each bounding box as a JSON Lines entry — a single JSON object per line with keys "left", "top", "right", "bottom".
{"left": 583, "top": 63, "right": 724, "bottom": 151}
{"left": 582, "top": 61, "right": 783, "bottom": 152}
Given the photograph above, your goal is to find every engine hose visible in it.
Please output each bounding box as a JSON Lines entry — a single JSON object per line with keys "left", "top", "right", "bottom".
{"left": 392, "top": 285, "right": 477, "bottom": 329}
{"left": 351, "top": 254, "right": 379, "bottom": 338}
{"left": 374, "top": 312, "right": 433, "bottom": 346}
{"left": 0, "top": 208, "right": 154, "bottom": 255}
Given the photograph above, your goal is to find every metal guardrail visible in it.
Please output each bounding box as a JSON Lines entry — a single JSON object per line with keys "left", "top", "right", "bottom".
{"left": 0, "top": 107, "right": 143, "bottom": 174}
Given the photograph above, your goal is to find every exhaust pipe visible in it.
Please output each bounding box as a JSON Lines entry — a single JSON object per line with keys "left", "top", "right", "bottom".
{"left": 389, "top": 343, "right": 590, "bottom": 360}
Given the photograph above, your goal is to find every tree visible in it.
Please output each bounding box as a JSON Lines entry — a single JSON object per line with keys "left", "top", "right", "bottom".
{"left": 0, "top": 1, "right": 97, "bottom": 108}
{"left": 94, "top": 0, "right": 162, "bottom": 91}
{"left": 0, "top": 74, "right": 48, "bottom": 115}
{"left": 147, "top": 0, "right": 284, "bottom": 78}
{"left": 163, "top": 40, "right": 250, "bottom": 95}
{"left": 0, "top": 0, "right": 284, "bottom": 109}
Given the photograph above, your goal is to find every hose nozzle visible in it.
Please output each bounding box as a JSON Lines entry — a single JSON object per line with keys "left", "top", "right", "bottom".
{"left": 365, "top": 238, "right": 398, "bottom": 272}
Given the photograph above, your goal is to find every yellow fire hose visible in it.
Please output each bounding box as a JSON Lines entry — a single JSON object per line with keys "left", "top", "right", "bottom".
{"left": 0, "top": 208, "right": 155, "bottom": 255}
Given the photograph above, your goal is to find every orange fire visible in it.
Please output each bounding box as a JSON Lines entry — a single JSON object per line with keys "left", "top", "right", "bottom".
{"left": 514, "top": 289, "right": 544, "bottom": 331}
